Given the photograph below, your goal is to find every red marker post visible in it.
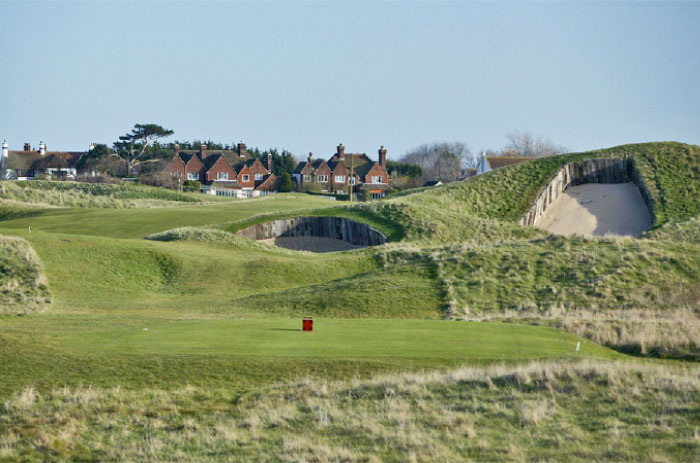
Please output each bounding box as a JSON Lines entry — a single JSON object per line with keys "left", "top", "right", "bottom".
{"left": 302, "top": 318, "right": 313, "bottom": 332}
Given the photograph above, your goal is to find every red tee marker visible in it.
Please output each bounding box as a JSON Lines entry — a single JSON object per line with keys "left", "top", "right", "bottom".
{"left": 302, "top": 318, "right": 313, "bottom": 332}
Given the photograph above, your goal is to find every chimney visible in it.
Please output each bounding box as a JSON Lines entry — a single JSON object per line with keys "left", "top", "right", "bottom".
{"left": 174, "top": 144, "right": 180, "bottom": 156}
{"left": 238, "top": 142, "right": 247, "bottom": 159}
{"left": 39, "top": 141, "right": 46, "bottom": 156}
{"left": 378, "top": 146, "right": 387, "bottom": 169}
{"left": 199, "top": 144, "right": 207, "bottom": 159}
{"left": 267, "top": 151, "right": 272, "bottom": 174}
{"left": 24, "top": 143, "right": 31, "bottom": 152}
{"left": 308, "top": 152, "right": 313, "bottom": 162}
{"left": 1, "top": 140, "right": 7, "bottom": 164}
{"left": 337, "top": 143, "right": 345, "bottom": 161}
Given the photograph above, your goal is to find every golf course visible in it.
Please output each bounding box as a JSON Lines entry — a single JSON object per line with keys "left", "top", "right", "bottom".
{"left": 1, "top": 142, "right": 699, "bottom": 462}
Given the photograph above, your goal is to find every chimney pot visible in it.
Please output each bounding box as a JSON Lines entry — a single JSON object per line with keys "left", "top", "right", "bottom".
{"left": 24, "top": 143, "right": 31, "bottom": 152}
{"left": 267, "top": 151, "right": 272, "bottom": 174}
{"left": 238, "top": 142, "right": 247, "bottom": 159}
{"left": 378, "top": 146, "right": 387, "bottom": 169}
{"left": 174, "top": 143, "right": 180, "bottom": 155}
{"left": 338, "top": 143, "right": 345, "bottom": 161}
{"left": 200, "top": 144, "right": 207, "bottom": 159}
{"left": 308, "top": 152, "right": 313, "bottom": 161}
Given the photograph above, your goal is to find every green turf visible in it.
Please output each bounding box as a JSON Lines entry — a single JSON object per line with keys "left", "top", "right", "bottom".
{"left": 0, "top": 315, "right": 621, "bottom": 398}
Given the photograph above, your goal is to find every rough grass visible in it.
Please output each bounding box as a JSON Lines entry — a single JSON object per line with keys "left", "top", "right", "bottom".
{"left": 0, "top": 235, "right": 51, "bottom": 314}
{"left": 1, "top": 360, "right": 697, "bottom": 462}
{"left": 0, "top": 180, "right": 205, "bottom": 208}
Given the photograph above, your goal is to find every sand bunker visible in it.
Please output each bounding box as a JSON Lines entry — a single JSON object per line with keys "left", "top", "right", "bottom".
{"left": 536, "top": 183, "right": 652, "bottom": 237}
{"left": 261, "top": 237, "right": 367, "bottom": 253}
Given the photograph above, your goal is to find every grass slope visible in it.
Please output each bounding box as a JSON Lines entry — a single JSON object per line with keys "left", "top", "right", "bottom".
{"left": 1, "top": 360, "right": 697, "bottom": 462}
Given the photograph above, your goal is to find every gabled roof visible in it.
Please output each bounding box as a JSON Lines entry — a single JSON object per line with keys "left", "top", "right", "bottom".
{"left": 6, "top": 150, "right": 83, "bottom": 171}
{"left": 327, "top": 153, "right": 374, "bottom": 179}
{"left": 255, "top": 174, "right": 278, "bottom": 191}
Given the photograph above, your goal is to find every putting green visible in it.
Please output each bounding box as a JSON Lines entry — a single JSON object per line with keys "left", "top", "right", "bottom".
{"left": 45, "top": 317, "right": 618, "bottom": 360}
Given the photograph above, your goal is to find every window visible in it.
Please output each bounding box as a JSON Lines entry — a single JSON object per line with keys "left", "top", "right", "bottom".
{"left": 254, "top": 173, "right": 263, "bottom": 181}
{"left": 335, "top": 175, "right": 345, "bottom": 183}
{"left": 187, "top": 172, "right": 199, "bottom": 181}
{"left": 217, "top": 172, "right": 228, "bottom": 180}
{"left": 317, "top": 175, "right": 328, "bottom": 182}
{"left": 371, "top": 176, "right": 383, "bottom": 183}
{"left": 371, "top": 192, "right": 386, "bottom": 199}
{"left": 349, "top": 177, "right": 356, "bottom": 185}
{"left": 242, "top": 174, "right": 250, "bottom": 182}
{"left": 303, "top": 175, "right": 313, "bottom": 182}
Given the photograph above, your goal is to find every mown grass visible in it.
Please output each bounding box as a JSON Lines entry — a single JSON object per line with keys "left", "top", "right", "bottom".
{"left": 0, "top": 316, "right": 618, "bottom": 399}
{"left": 0, "top": 235, "right": 51, "bottom": 314}
{"left": 1, "top": 360, "right": 697, "bottom": 462}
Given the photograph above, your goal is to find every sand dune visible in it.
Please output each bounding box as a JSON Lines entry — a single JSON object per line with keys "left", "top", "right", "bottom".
{"left": 536, "top": 183, "right": 652, "bottom": 237}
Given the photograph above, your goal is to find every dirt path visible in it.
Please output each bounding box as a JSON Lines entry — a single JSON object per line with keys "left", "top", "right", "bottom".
{"left": 536, "top": 183, "right": 652, "bottom": 237}
{"left": 261, "top": 237, "right": 367, "bottom": 253}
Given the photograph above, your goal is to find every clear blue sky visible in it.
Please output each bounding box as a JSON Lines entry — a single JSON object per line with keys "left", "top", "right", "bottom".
{"left": 1, "top": 1, "right": 699, "bottom": 159}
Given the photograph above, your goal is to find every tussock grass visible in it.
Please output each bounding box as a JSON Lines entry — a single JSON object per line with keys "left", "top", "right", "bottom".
{"left": 0, "top": 180, "right": 204, "bottom": 208}
{"left": 1, "top": 360, "right": 698, "bottom": 462}
{"left": 0, "top": 235, "right": 51, "bottom": 314}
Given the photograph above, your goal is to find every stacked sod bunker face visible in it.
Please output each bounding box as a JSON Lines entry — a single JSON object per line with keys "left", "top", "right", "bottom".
{"left": 237, "top": 216, "right": 387, "bottom": 252}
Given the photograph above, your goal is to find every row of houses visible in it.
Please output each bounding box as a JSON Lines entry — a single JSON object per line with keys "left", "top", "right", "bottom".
{"left": 167, "top": 143, "right": 278, "bottom": 198}
{"left": 1, "top": 139, "right": 533, "bottom": 198}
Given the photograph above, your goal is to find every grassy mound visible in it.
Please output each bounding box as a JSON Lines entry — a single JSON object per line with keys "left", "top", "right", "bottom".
{"left": 378, "top": 142, "right": 700, "bottom": 243}
{"left": 1, "top": 360, "right": 697, "bottom": 462}
{"left": 0, "top": 180, "right": 203, "bottom": 208}
{"left": 0, "top": 235, "right": 51, "bottom": 314}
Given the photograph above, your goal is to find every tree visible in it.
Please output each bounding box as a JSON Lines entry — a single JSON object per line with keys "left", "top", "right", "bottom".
{"left": 502, "top": 130, "right": 568, "bottom": 158}
{"left": 113, "top": 123, "right": 174, "bottom": 176}
{"left": 400, "top": 142, "right": 473, "bottom": 182}
{"left": 278, "top": 173, "right": 294, "bottom": 192}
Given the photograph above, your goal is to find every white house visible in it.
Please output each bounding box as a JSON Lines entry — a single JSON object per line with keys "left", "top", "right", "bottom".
{"left": 1, "top": 141, "right": 83, "bottom": 180}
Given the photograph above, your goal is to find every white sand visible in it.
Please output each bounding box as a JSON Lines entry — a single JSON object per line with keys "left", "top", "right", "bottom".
{"left": 536, "top": 183, "right": 652, "bottom": 237}
{"left": 261, "top": 236, "right": 367, "bottom": 253}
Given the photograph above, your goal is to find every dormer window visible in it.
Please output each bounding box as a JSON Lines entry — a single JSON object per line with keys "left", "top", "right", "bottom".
{"left": 217, "top": 172, "right": 228, "bottom": 180}
{"left": 254, "top": 173, "right": 263, "bottom": 181}
{"left": 371, "top": 176, "right": 383, "bottom": 183}
{"left": 187, "top": 172, "right": 199, "bottom": 181}
{"left": 317, "top": 175, "right": 328, "bottom": 182}
{"left": 242, "top": 174, "right": 250, "bottom": 182}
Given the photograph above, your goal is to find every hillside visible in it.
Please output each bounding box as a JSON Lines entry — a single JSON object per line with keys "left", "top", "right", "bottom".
{"left": 1, "top": 360, "right": 697, "bottom": 462}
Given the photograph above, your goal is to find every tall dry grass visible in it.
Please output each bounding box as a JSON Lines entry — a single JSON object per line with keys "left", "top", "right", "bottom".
{"left": 1, "top": 360, "right": 698, "bottom": 462}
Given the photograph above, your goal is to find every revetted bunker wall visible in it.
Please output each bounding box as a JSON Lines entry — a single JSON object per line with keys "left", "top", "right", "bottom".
{"left": 519, "top": 158, "right": 654, "bottom": 226}
{"left": 237, "top": 217, "right": 387, "bottom": 247}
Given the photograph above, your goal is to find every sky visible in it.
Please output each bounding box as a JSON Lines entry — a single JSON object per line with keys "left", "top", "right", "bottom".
{"left": 1, "top": 1, "right": 699, "bottom": 160}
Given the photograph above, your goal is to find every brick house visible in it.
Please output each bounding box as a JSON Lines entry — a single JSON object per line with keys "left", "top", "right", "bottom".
{"left": 294, "top": 144, "right": 389, "bottom": 198}
{"left": 168, "top": 143, "right": 277, "bottom": 196}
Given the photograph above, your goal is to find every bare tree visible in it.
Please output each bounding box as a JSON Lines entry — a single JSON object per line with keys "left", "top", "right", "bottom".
{"left": 502, "top": 130, "right": 568, "bottom": 157}
{"left": 400, "top": 142, "right": 474, "bottom": 182}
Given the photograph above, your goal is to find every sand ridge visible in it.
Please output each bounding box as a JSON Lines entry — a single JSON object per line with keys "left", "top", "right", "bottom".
{"left": 536, "top": 183, "right": 652, "bottom": 237}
